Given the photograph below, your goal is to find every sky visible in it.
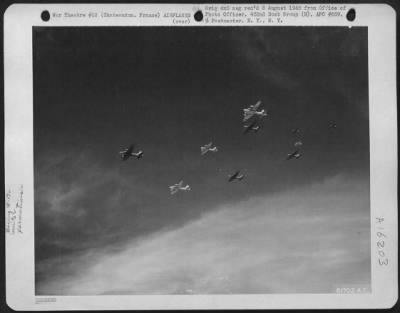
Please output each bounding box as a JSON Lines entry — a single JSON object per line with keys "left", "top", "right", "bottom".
{"left": 33, "top": 26, "right": 370, "bottom": 294}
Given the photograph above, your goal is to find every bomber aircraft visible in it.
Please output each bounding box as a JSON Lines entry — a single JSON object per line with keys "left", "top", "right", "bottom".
{"left": 169, "top": 181, "right": 191, "bottom": 195}
{"left": 119, "top": 144, "right": 143, "bottom": 161}
{"left": 286, "top": 150, "right": 302, "bottom": 160}
{"left": 228, "top": 170, "right": 244, "bottom": 182}
{"left": 243, "top": 120, "right": 260, "bottom": 134}
{"left": 201, "top": 142, "right": 218, "bottom": 155}
{"left": 243, "top": 100, "right": 267, "bottom": 122}
{"left": 291, "top": 128, "right": 301, "bottom": 135}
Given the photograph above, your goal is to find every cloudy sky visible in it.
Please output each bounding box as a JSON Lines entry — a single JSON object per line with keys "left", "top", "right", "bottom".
{"left": 33, "top": 26, "right": 370, "bottom": 295}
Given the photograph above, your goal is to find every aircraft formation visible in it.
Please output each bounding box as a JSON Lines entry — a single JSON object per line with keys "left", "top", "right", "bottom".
{"left": 119, "top": 100, "right": 336, "bottom": 195}
{"left": 287, "top": 127, "right": 302, "bottom": 160}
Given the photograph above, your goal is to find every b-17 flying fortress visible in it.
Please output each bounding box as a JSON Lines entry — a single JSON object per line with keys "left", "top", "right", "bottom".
{"left": 169, "top": 181, "right": 191, "bottom": 195}
{"left": 291, "top": 128, "right": 301, "bottom": 135}
{"left": 119, "top": 144, "right": 143, "bottom": 161}
{"left": 119, "top": 100, "right": 336, "bottom": 194}
{"left": 286, "top": 150, "right": 302, "bottom": 160}
{"left": 243, "top": 119, "right": 260, "bottom": 134}
{"left": 243, "top": 100, "right": 267, "bottom": 122}
{"left": 228, "top": 170, "right": 244, "bottom": 182}
{"left": 201, "top": 142, "right": 218, "bottom": 155}
{"left": 329, "top": 122, "right": 337, "bottom": 129}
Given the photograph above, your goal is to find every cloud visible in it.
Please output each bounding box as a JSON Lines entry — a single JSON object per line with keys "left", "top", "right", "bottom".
{"left": 34, "top": 150, "right": 155, "bottom": 266}
{"left": 230, "top": 27, "right": 368, "bottom": 121}
{"left": 230, "top": 28, "right": 301, "bottom": 89}
{"left": 36, "top": 174, "right": 370, "bottom": 295}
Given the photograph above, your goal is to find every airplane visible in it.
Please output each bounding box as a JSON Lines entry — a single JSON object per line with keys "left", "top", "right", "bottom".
{"left": 169, "top": 180, "right": 191, "bottom": 195}
{"left": 291, "top": 128, "right": 301, "bottom": 134}
{"left": 243, "top": 119, "right": 260, "bottom": 134}
{"left": 228, "top": 170, "right": 244, "bottom": 182}
{"left": 200, "top": 142, "right": 218, "bottom": 155}
{"left": 329, "top": 122, "right": 337, "bottom": 129}
{"left": 119, "top": 144, "right": 143, "bottom": 161}
{"left": 286, "top": 150, "right": 301, "bottom": 160}
{"left": 243, "top": 100, "right": 267, "bottom": 122}
{"left": 294, "top": 140, "right": 303, "bottom": 147}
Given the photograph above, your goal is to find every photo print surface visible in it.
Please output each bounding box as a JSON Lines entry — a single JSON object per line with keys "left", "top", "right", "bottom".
{"left": 33, "top": 26, "right": 370, "bottom": 295}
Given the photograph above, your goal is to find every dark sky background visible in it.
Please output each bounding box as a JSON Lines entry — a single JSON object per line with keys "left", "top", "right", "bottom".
{"left": 33, "top": 26, "right": 370, "bottom": 294}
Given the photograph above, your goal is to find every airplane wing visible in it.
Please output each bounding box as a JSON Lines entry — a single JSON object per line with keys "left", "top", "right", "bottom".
{"left": 250, "top": 101, "right": 261, "bottom": 110}
{"left": 170, "top": 187, "right": 179, "bottom": 195}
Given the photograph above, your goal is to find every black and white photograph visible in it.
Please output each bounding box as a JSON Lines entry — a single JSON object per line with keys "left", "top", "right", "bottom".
{"left": 33, "top": 26, "right": 371, "bottom": 295}
{"left": 4, "top": 3, "right": 397, "bottom": 310}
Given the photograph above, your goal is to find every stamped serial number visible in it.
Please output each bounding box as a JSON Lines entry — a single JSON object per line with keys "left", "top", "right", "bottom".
{"left": 35, "top": 297, "right": 56, "bottom": 304}
{"left": 336, "top": 287, "right": 369, "bottom": 294}
{"left": 376, "top": 217, "right": 389, "bottom": 266}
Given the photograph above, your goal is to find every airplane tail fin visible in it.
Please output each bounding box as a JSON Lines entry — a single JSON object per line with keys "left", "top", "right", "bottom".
{"left": 136, "top": 151, "right": 143, "bottom": 159}
{"left": 200, "top": 147, "right": 206, "bottom": 155}
{"left": 238, "top": 175, "right": 244, "bottom": 180}
{"left": 214, "top": 147, "right": 218, "bottom": 152}
{"left": 253, "top": 126, "right": 260, "bottom": 132}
